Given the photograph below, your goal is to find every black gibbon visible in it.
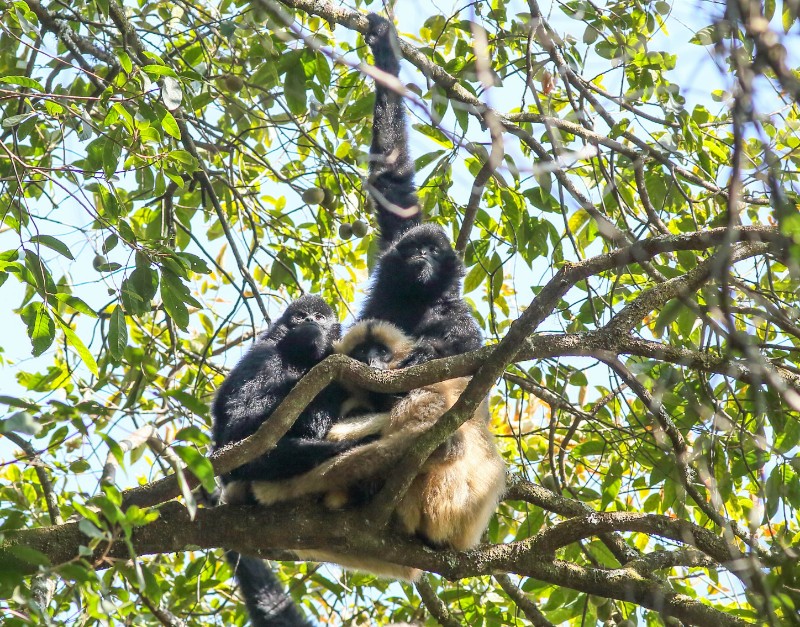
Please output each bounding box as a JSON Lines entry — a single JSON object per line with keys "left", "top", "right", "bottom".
{"left": 212, "top": 296, "right": 349, "bottom": 627}
{"left": 360, "top": 15, "right": 483, "bottom": 368}
{"left": 211, "top": 295, "right": 354, "bottom": 503}
{"left": 249, "top": 320, "right": 506, "bottom": 581}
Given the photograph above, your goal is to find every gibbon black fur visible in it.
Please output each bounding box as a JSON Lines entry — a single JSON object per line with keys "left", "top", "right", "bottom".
{"left": 249, "top": 320, "right": 506, "bottom": 581}
{"left": 361, "top": 15, "right": 482, "bottom": 367}
{"left": 225, "top": 551, "right": 312, "bottom": 627}
{"left": 212, "top": 295, "right": 354, "bottom": 495}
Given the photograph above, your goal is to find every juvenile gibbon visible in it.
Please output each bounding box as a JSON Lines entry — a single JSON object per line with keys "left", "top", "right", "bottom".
{"left": 249, "top": 320, "right": 506, "bottom": 581}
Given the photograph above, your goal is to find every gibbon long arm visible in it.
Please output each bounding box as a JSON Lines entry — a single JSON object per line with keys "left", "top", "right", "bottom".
{"left": 361, "top": 18, "right": 483, "bottom": 367}
{"left": 366, "top": 14, "right": 422, "bottom": 247}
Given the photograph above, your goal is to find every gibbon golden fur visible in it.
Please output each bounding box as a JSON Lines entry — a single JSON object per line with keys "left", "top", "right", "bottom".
{"left": 248, "top": 320, "right": 506, "bottom": 581}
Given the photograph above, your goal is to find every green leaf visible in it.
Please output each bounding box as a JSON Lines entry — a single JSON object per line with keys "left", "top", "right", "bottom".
{"left": 174, "top": 425, "right": 211, "bottom": 445}
{"left": 0, "top": 396, "right": 39, "bottom": 410}
{"left": 0, "top": 411, "right": 40, "bottom": 436}
{"left": 169, "top": 150, "right": 196, "bottom": 167}
{"left": 102, "top": 233, "right": 119, "bottom": 254}
{"left": 78, "top": 518, "right": 107, "bottom": 540}
{"left": 54, "top": 314, "right": 99, "bottom": 376}
{"left": 162, "top": 110, "right": 181, "bottom": 140}
{"left": 160, "top": 270, "right": 190, "bottom": 329}
{"left": 414, "top": 149, "right": 446, "bottom": 171}
{"left": 141, "top": 64, "right": 179, "bottom": 78}
{"left": 690, "top": 25, "right": 718, "bottom": 46}
{"left": 775, "top": 416, "right": 800, "bottom": 454}
{"left": 782, "top": 4, "right": 796, "bottom": 33}
{"left": 315, "top": 53, "right": 331, "bottom": 89}
{"left": 70, "top": 459, "right": 91, "bottom": 473}
{"left": 175, "top": 252, "right": 209, "bottom": 274}
{"left": 0, "top": 76, "right": 44, "bottom": 91}
{"left": 44, "top": 100, "right": 64, "bottom": 116}
{"left": 267, "top": 254, "right": 295, "bottom": 290}
{"left": 3, "top": 113, "right": 34, "bottom": 128}
{"left": 653, "top": 298, "right": 683, "bottom": 338}
{"left": 463, "top": 264, "right": 484, "bottom": 294}
{"left": 168, "top": 391, "right": 209, "bottom": 418}
{"left": 21, "top": 302, "right": 55, "bottom": 356}
{"left": 173, "top": 445, "right": 217, "bottom": 493}
{"left": 108, "top": 307, "right": 127, "bottom": 360}
{"left": 121, "top": 266, "right": 158, "bottom": 315}
{"left": 118, "top": 51, "right": 133, "bottom": 74}
{"left": 284, "top": 63, "right": 307, "bottom": 115}
{"left": 103, "top": 134, "right": 122, "bottom": 178}
{"left": 53, "top": 294, "right": 97, "bottom": 317}
{"left": 30, "top": 234, "right": 75, "bottom": 261}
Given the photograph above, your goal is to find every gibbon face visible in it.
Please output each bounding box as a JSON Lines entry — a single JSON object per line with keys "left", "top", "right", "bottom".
{"left": 334, "top": 320, "right": 413, "bottom": 370}
{"left": 381, "top": 224, "right": 462, "bottom": 294}
{"left": 275, "top": 295, "right": 340, "bottom": 366}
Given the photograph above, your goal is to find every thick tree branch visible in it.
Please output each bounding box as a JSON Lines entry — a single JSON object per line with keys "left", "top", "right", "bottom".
{"left": 524, "top": 512, "right": 754, "bottom": 581}
{"left": 505, "top": 478, "right": 639, "bottom": 565}
{"left": 1, "top": 502, "right": 754, "bottom": 627}
{"left": 606, "top": 242, "right": 771, "bottom": 333}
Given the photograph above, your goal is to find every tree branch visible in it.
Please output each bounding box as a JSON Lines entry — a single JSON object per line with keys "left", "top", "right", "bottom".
{"left": 415, "top": 577, "right": 464, "bottom": 627}
{"left": 0, "top": 502, "right": 754, "bottom": 627}
{"left": 495, "top": 573, "right": 556, "bottom": 627}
